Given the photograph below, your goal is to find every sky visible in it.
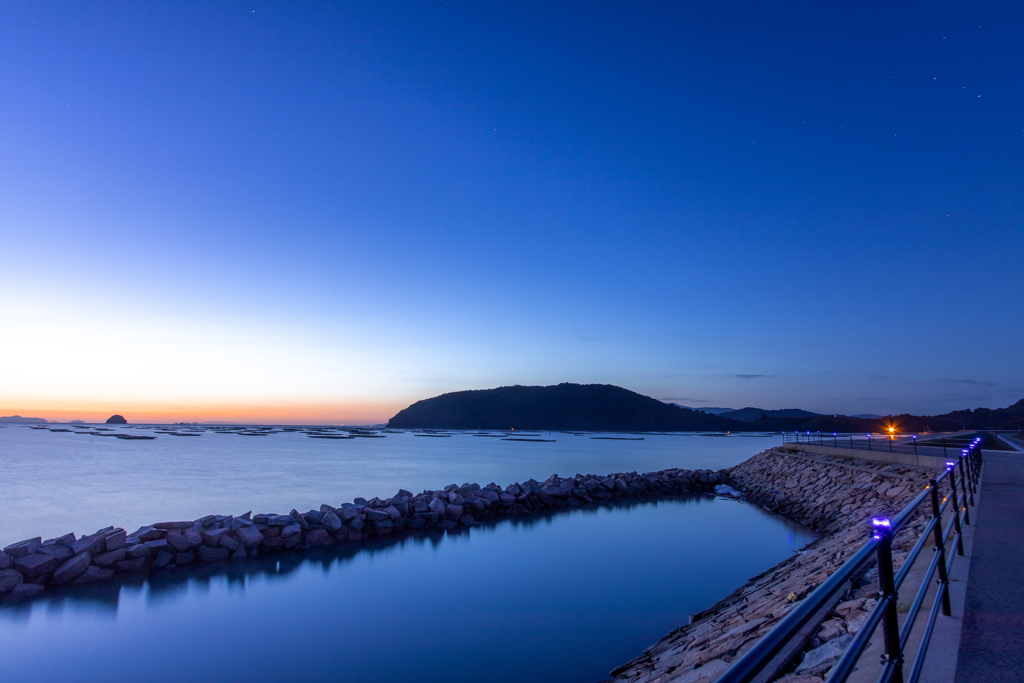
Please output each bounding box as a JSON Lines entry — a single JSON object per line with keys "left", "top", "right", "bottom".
{"left": 1, "top": 1, "right": 1022, "bottom": 424}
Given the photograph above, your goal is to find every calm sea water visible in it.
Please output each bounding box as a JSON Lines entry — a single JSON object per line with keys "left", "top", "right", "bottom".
{"left": 0, "top": 426, "right": 810, "bottom": 683}
{"left": 0, "top": 425, "right": 781, "bottom": 544}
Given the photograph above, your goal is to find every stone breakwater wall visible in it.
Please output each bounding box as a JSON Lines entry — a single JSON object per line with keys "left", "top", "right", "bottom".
{"left": 0, "top": 467, "right": 726, "bottom": 602}
{"left": 606, "top": 447, "right": 947, "bottom": 683}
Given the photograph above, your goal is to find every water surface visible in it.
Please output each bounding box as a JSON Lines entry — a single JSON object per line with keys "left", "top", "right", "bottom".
{"left": 0, "top": 425, "right": 780, "bottom": 544}
{"left": 0, "top": 494, "right": 813, "bottom": 683}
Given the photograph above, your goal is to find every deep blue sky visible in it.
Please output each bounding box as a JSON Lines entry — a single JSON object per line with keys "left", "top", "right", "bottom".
{"left": 1, "top": 2, "right": 1021, "bottom": 422}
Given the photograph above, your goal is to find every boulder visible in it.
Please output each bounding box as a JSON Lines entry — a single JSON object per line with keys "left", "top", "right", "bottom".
{"left": 104, "top": 530, "right": 127, "bottom": 552}
{"left": 429, "top": 498, "right": 447, "bottom": 516}
{"left": 132, "top": 526, "right": 165, "bottom": 542}
{"left": 0, "top": 568, "right": 23, "bottom": 592}
{"left": 305, "top": 529, "right": 329, "bottom": 546}
{"left": 52, "top": 553, "right": 92, "bottom": 585}
{"left": 74, "top": 566, "right": 114, "bottom": 585}
{"left": 153, "top": 552, "right": 174, "bottom": 569}
{"left": 0, "top": 553, "right": 10, "bottom": 570}
{"left": 197, "top": 546, "right": 230, "bottom": 563}
{"left": 3, "top": 538, "right": 42, "bottom": 558}
{"left": 347, "top": 516, "right": 364, "bottom": 532}
{"left": 52, "top": 533, "right": 77, "bottom": 548}
{"left": 321, "top": 511, "right": 342, "bottom": 532}
{"left": 166, "top": 532, "right": 190, "bottom": 553}
{"left": 175, "top": 552, "right": 194, "bottom": 565}
{"left": 144, "top": 540, "right": 171, "bottom": 555}
{"left": 290, "top": 509, "right": 310, "bottom": 530}
{"left": 231, "top": 545, "right": 247, "bottom": 560}
{"left": 796, "top": 635, "right": 853, "bottom": 677}
{"left": 114, "top": 557, "right": 147, "bottom": 572}
{"left": 218, "top": 535, "right": 240, "bottom": 551}
{"left": 6, "top": 583, "right": 44, "bottom": 600}
{"left": 153, "top": 521, "right": 193, "bottom": 529}
{"left": 383, "top": 506, "right": 402, "bottom": 521}
{"left": 235, "top": 526, "right": 264, "bottom": 548}
{"left": 13, "top": 552, "right": 61, "bottom": 579}
{"left": 445, "top": 504, "right": 463, "bottom": 521}
{"left": 37, "top": 544, "right": 73, "bottom": 561}
{"left": 201, "top": 528, "right": 232, "bottom": 545}
{"left": 70, "top": 533, "right": 107, "bottom": 556}
{"left": 281, "top": 523, "right": 302, "bottom": 538}
{"left": 364, "top": 509, "right": 390, "bottom": 522}
{"left": 92, "top": 548, "right": 127, "bottom": 567}
{"left": 126, "top": 544, "right": 151, "bottom": 559}
{"left": 184, "top": 528, "right": 203, "bottom": 547}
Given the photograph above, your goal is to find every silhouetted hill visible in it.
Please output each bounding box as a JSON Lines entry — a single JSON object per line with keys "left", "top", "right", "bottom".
{"left": 105, "top": 414, "right": 128, "bottom": 424}
{"left": 387, "top": 384, "right": 740, "bottom": 431}
{"left": 0, "top": 415, "right": 47, "bottom": 424}
{"left": 874, "top": 398, "right": 1024, "bottom": 432}
{"left": 721, "top": 407, "right": 819, "bottom": 422}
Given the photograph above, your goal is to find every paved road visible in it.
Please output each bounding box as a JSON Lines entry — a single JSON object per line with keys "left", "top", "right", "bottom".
{"left": 954, "top": 449, "right": 1024, "bottom": 683}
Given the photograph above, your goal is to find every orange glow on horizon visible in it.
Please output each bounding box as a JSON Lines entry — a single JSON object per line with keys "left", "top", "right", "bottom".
{"left": 0, "top": 400, "right": 404, "bottom": 425}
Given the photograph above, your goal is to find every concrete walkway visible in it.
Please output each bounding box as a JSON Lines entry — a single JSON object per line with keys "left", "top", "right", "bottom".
{"left": 954, "top": 449, "right": 1024, "bottom": 683}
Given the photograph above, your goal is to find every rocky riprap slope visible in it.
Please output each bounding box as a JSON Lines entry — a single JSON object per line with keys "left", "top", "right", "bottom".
{"left": 0, "top": 467, "right": 726, "bottom": 601}
{"left": 605, "top": 447, "right": 944, "bottom": 683}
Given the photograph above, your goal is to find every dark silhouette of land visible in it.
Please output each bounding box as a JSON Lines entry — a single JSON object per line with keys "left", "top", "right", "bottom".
{"left": 719, "top": 407, "right": 819, "bottom": 422}
{"left": 885, "top": 399, "right": 1024, "bottom": 432}
{"left": 388, "top": 384, "right": 1024, "bottom": 433}
{"left": 105, "top": 415, "right": 128, "bottom": 424}
{"left": 387, "top": 384, "right": 879, "bottom": 432}
{"left": 0, "top": 415, "right": 47, "bottom": 424}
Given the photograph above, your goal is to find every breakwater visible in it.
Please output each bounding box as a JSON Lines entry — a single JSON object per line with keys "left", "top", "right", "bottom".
{"left": 605, "top": 447, "right": 946, "bottom": 683}
{"left": 0, "top": 467, "right": 728, "bottom": 601}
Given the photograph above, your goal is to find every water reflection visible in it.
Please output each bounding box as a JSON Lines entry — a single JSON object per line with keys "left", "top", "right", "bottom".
{"left": 5, "top": 495, "right": 726, "bottom": 617}
{"left": 0, "top": 494, "right": 814, "bottom": 683}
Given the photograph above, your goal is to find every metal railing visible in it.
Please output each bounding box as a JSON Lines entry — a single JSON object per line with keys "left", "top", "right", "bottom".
{"left": 782, "top": 431, "right": 977, "bottom": 458}
{"left": 716, "top": 438, "right": 984, "bottom": 683}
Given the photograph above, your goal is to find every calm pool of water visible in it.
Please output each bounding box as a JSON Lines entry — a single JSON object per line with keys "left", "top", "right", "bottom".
{"left": 0, "top": 495, "right": 814, "bottom": 683}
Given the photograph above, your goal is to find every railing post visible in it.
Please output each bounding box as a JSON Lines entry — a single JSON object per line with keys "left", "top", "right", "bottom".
{"left": 868, "top": 434, "right": 872, "bottom": 451}
{"left": 947, "top": 466, "right": 965, "bottom": 555}
{"left": 965, "top": 449, "right": 977, "bottom": 496}
{"left": 958, "top": 459, "right": 972, "bottom": 523}
{"left": 889, "top": 434, "right": 893, "bottom": 452}
{"left": 912, "top": 436, "right": 917, "bottom": 455}
{"left": 873, "top": 519, "right": 904, "bottom": 683}
{"left": 942, "top": 438, "right": 947, "bottom": 457}
{"left": 850, "top": 435, "right": 854, "bottom": 449}
{"left": 929, "top": 479, "right": 953, "bottom": 616}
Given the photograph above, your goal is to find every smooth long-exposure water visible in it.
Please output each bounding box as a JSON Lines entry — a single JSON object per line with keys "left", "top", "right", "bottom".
{"left": 0, "top": 425, "right": 809, "bottom": 682}
{"left": 1, "top": 425, "right": 781, "bottom": 544}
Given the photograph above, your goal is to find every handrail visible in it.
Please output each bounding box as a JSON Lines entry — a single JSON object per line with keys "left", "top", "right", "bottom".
{"left": 715, "top": 441, "right": 983, "bottom": 683}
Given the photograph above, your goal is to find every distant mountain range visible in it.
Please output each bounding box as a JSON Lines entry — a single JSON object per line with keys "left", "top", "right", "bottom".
{"left": 0, "top": 415, "right": 47, "bottom": 424}
{"left": 670, "top": 404, "right": 820, "bottom": 422}
{"left": 671, "top": 405, "right": 737, "bottom": 415}
{"left": 886, "top": 399, "right": 1024, "bottom": 432}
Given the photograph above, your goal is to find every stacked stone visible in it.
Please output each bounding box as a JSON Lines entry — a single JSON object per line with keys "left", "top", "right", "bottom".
{"left": 0, "top": 467, "right": 721, "bottom": 602}
{"left": 605, "top": 448, "right": 944, "bottom": 683}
